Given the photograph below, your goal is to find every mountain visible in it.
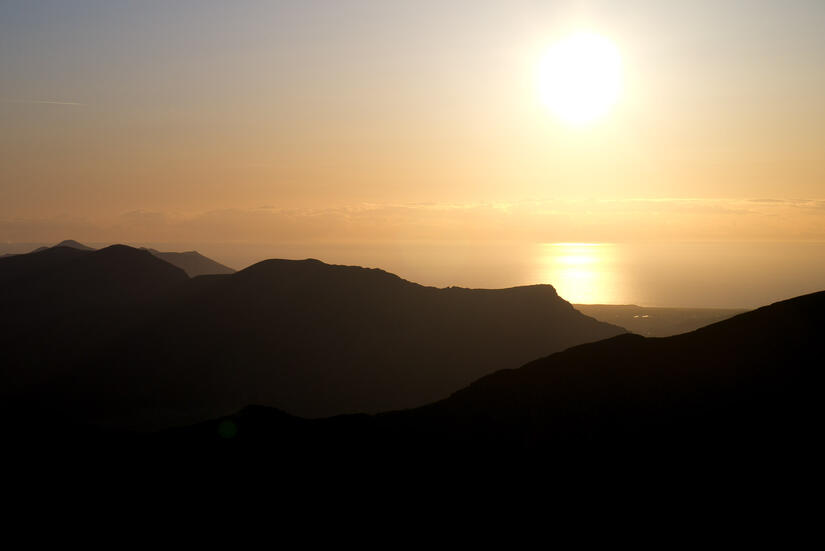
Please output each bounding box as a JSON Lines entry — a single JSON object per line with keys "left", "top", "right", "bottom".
{"left": 1, "top": 239, "right": 93, "bottom": 257}
{"left": 0, "top": 246, "right": 48, "bottom": 257}
{"left": 160, "top": 289, "right": 824, "bottom": 461}
{"left": 1, "top": 254, "right": 624, "bottom": 429}
{"left": 0, "top": 245, "right": 189, "bottom": 394}
{"left": 141, "top": 248, "right": 235, "bottom": 277}
{"left": 0, "top": 245, "right": 93, "bottom": 288}
{"left": 53, "top": 239, "right": 95, "bottom": 251}
{"left": 0, "top": 240, "right": 232, "bottom": 277}
{"left": 0, "top": 244, "right": 187, "bottom": 306}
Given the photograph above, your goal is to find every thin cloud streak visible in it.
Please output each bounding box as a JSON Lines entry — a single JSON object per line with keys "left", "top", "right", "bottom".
{"left": 4, "top": 197, "right": 825, "bottom": 245}
{"left": 1, "top": 98, "right": 85, "bottom": 106}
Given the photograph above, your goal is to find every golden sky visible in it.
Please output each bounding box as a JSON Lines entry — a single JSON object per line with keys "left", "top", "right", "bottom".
{"left": 2, "top": 0, "right": 825, "bottom": 246}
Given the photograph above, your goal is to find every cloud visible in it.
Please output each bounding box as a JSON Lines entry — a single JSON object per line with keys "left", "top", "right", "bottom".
{"left": 1, "top": 98, "right": 84, "bottom": 106}
{"left": 3, "top": 197, "right": 825, "bottom": 246}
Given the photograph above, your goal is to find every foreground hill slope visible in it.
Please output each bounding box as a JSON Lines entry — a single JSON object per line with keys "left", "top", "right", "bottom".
{"left": 2, "top": 252, "right": 623, "bottom": 428}
{"left": 167, "top": 289, "right": 824, "bottom": 458}
{"left": 407, "top": 290, "right": 822, "bottom": 450}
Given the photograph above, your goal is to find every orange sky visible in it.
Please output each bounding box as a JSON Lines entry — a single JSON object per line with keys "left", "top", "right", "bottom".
{"left": 2, "top": 1, "right": 825, "bottom": 247}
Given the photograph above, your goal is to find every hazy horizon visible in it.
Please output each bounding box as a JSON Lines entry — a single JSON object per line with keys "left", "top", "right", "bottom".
{"left": 4, "top": 238, "right": 823, "bottom": 309}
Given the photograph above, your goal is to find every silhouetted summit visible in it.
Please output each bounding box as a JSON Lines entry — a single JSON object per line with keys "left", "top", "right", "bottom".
{"left": 53, "top": 239, "right": 95, "bottom": 251}
{"left": 1, "top": 239, "right": 233, "bottom": 277}
{"left": 18, "top": 244, "right": 188, "bottom": 305}
{"left": 0, "top": 245, "right": 189, "bottom": 393}
{"left": 0, "top": 243, "right": 188, "bottom": 315}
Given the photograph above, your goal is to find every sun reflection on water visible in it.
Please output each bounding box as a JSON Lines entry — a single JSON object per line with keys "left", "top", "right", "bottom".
{"left": 536, "top": 243, "right": 619, "bottom": 304}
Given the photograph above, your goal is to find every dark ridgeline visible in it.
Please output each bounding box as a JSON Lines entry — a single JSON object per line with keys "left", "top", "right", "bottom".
{"left": 0, "top": 245, "right": 190, "bottom": 397}
{"left": 0, "top": 239, "right": 90, "bottom": 258}
{"left": 0, "top": 243, "right": 623, "bottom": 431}
{"left": 158, "top": 290, "right": 823, "bottom": 466}
{"left": 52, "top": 239, "right": 96, "bottom": 251}
{"left": 0, "top": 245, "right": 90, "bottom": 286}
{"left": 140, "top": 248, "right": 236, "bottom": 277}
{"left": 0, "top": 238, "right": 236, "bottom": 277}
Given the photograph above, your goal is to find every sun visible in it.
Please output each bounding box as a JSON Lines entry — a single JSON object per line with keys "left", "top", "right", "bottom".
{"left": 537, "top": 32, "right": 622, "bottom": 126}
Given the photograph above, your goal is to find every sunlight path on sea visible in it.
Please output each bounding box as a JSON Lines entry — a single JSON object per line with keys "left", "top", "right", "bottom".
{"left": 535, "top": 243, "right": 624, "bottom": 305}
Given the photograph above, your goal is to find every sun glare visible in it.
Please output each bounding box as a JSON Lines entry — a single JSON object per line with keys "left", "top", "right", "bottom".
{"left": 537, "top": 243, "right": 619, "bottom": 304}
{"left": 537, "top": 32, "right": 622, "bottom": 126}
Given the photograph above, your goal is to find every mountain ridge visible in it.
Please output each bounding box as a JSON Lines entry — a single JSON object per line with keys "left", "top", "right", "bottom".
{"left": 0, "top": 239, "right": 235, "bottom": 277}
{"left": 54, "top": 239, "right": 95, "bottom": 251}
{"left": 140, "top": 247, "right": 235, "bottom": 277}
{"left": 1, "top": 247, "right": 625, "bottom": 428}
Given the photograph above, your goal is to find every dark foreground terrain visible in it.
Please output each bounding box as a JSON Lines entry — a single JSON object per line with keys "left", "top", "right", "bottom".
{"left": 8, "top": 285, "right": 820, "bottom": 477}
{"left": 5, "top": 241, "right": 820, "bottom": 472}
{"left": 149, "top": 289, "right": 823, "bottom": 467}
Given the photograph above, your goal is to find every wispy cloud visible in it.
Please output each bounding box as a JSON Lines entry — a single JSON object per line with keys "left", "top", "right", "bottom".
{"left": 4, "top": 197, "right": 825, "bottom": 245}
{"left": 1, "top": 98, "right": 84, "bottom": 106}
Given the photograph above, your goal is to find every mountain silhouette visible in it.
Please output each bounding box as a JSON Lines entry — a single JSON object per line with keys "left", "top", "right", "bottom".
{"left": 140, "top": 247, "right": 235, "bottom": 277}
{"left": 0, "top": 245, "right": 90, "bottom": 287}
{"left": 1, "top": 244, "right": 187, "bottom": 306}
{"left": 53, "top": 239, "right": 95, "bottom": 251}
{"left": 0, "top": 245, "right": 189, "bottom": 395}
{"left": 158, "top": 289, "right": 824, "bottom": 462}
{"left": 0, "top": 239, "right": 232, "bottom": 277}
{"left": 0, "top": 246, "right": 49, "bottom": 257}
{"left": 1, "top": 251, "right": 624, "bottom": 429}
{"left": 0, "top": 240, "right": 91, "bottom": 258}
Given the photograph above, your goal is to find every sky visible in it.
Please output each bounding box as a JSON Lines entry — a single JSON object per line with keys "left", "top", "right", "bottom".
{"left": 2, "top": 1, "right": 825, "bottom": 304}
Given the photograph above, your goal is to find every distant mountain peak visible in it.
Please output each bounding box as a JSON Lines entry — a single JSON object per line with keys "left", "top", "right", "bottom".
{"left": 141, "top": 248, "right": 235, "bottom": 277}
{"left": 53, "top": 239, "right": 95, "bottom": 251}
{"left": 236, "top": 257, "right": 407, "bottom": 287}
